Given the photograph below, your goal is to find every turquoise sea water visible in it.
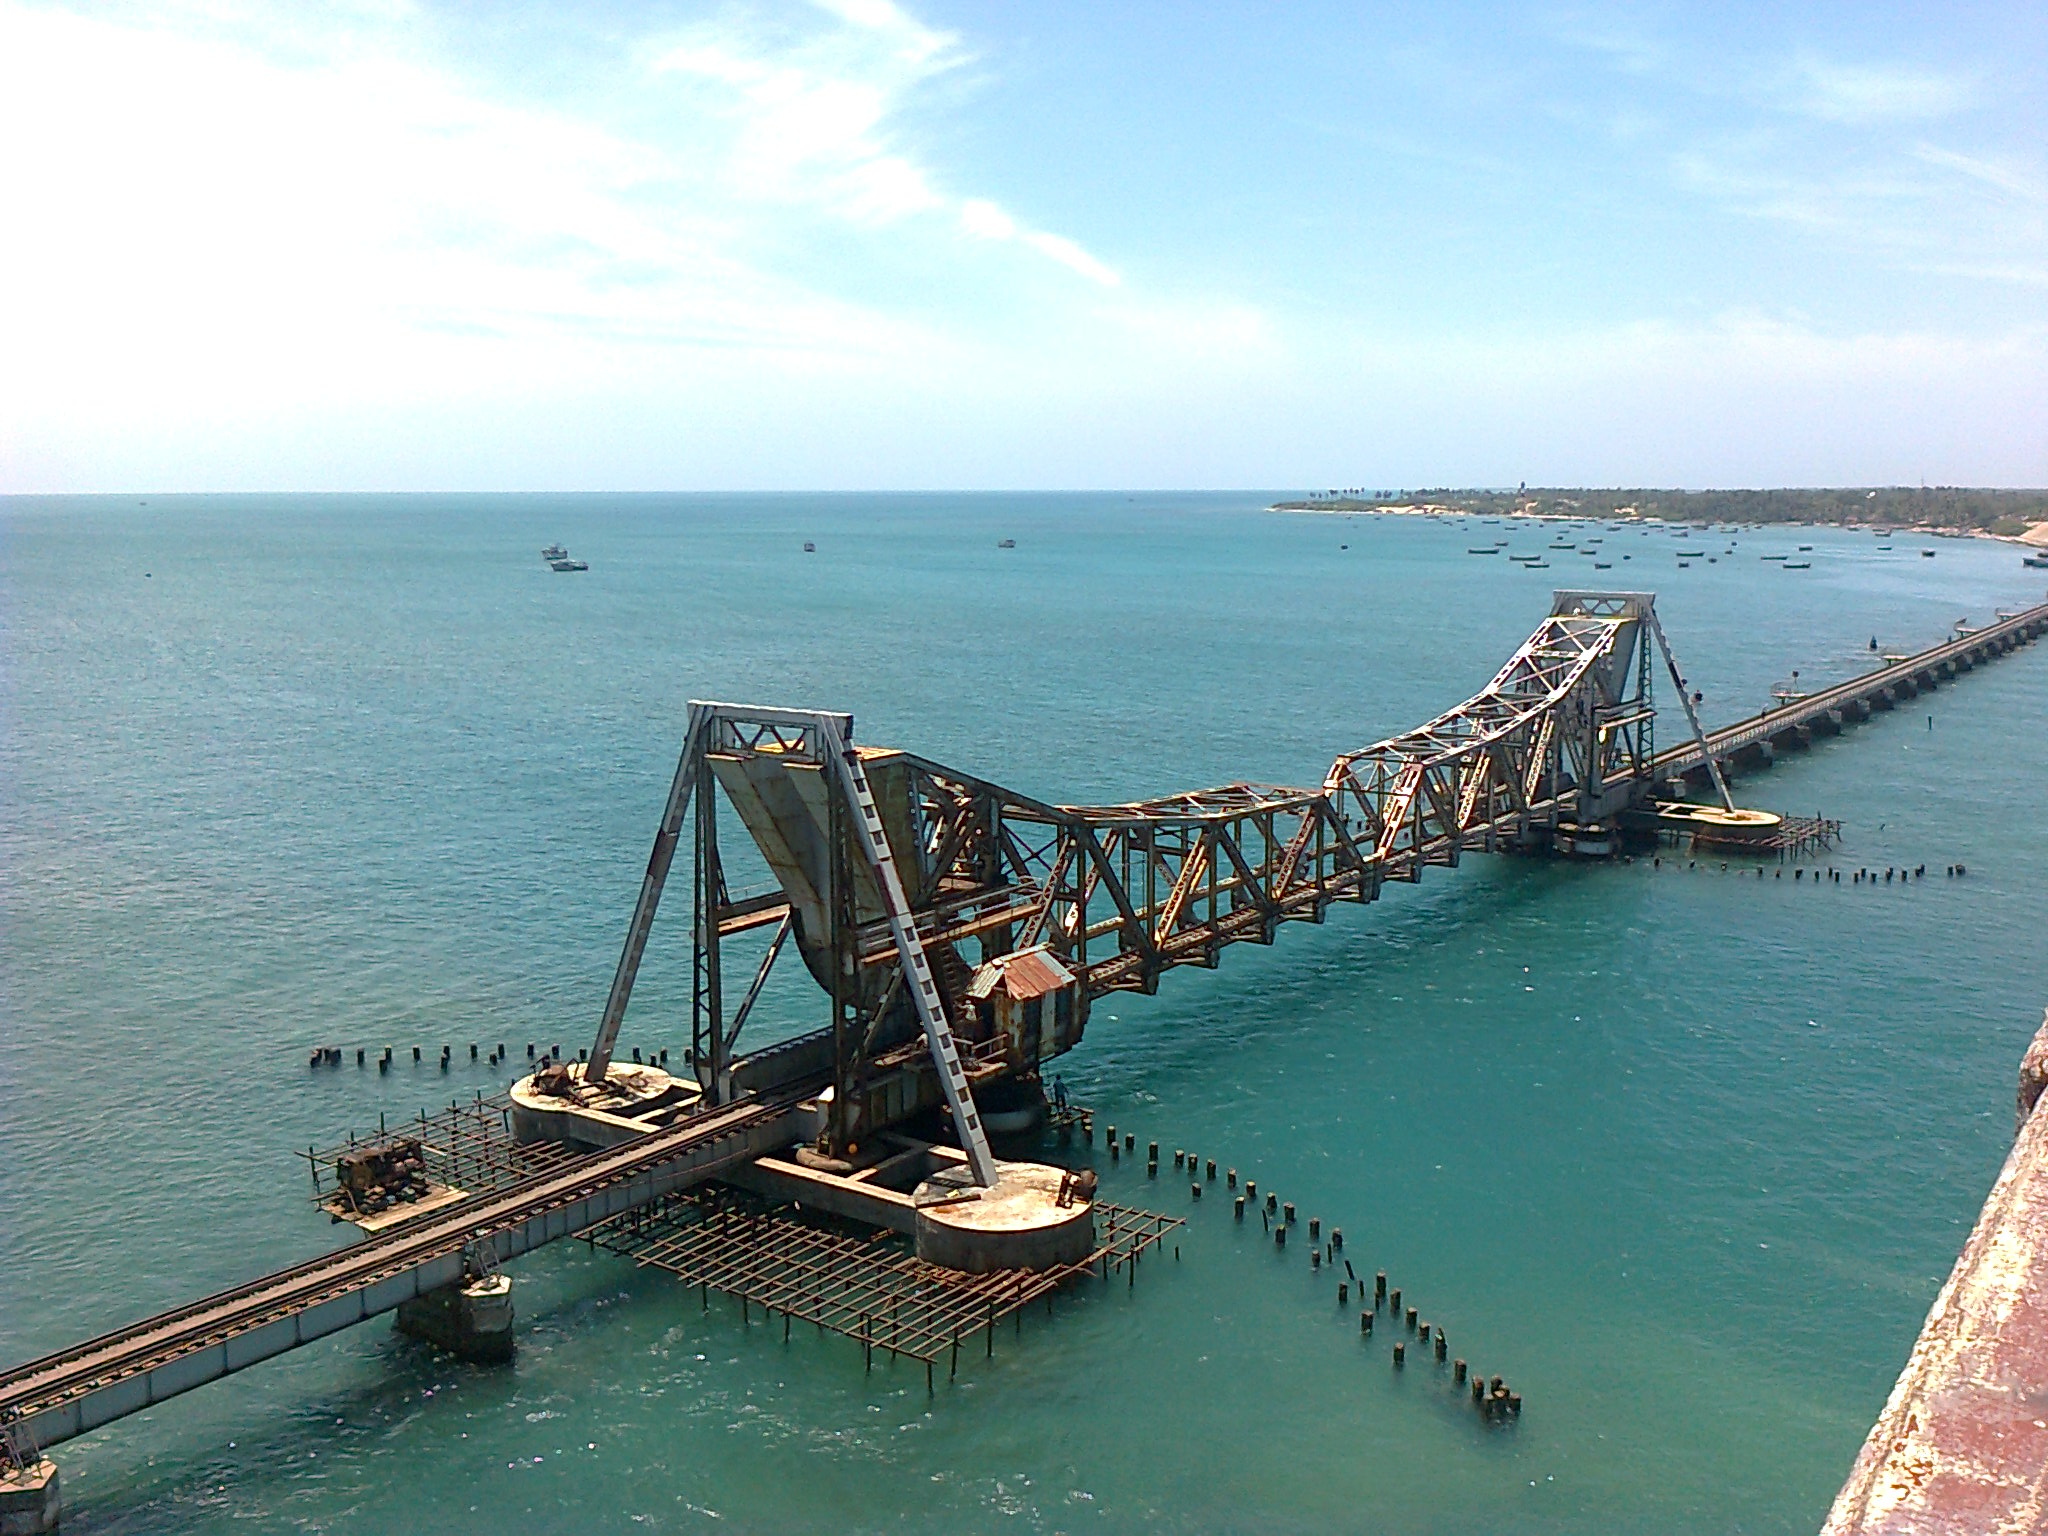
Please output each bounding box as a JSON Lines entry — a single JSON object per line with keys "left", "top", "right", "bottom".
{"left": 3, "top": 493, "right": 2046, "bottom": 1535}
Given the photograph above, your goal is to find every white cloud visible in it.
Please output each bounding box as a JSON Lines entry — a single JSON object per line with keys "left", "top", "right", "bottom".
{"left": 0, "top": 0, "right": 1146, "bottom": 489}
{"left": 646, "top": 11, "right": 956, "bottom": 224}
{"left": 1913, "top": 145, "right": 2047, "bottom": 203}
{"left": 1023, "top": 231, "right": 1121, "bottom": 288}
{"left": 647, "top": 5, "right": 1117, "bottom": 281}
{"left": 1787, "top": 60, "right": 1973, "bottom": 126}
{"left": 960, "top": 198, "right": 1120, "bottom": 286}
{"left": 960, "top": 197, "right": 1018, "bottom": 241}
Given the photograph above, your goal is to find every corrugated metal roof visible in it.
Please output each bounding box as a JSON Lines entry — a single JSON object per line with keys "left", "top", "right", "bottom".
{"left": 966, "top": 946, "right": 1075, "bottom": 1002}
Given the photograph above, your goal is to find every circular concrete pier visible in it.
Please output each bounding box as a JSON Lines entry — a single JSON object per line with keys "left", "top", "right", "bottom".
{"left": 1684, "top": 806, "right": 1783, "bottom": 841}
{"left": 508, "top": 1061, "right": 698, "bottom": 1148}
{"left": 1656, "top": 801, "right": 1784, "bottom": 843}
{"left": 912, "top": 1161, "right": 1095, "bottom": 1273}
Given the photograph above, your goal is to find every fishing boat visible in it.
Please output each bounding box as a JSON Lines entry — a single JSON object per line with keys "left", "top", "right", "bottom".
{"left": 548, "top": 556, "right": 587, "bottom": 572}
{"left": 1783, "top": 561, "right": 1811, "bottom": 570}
{"left": 541, "top": 544, "right": 567, "bottom": 561}
{"left": 804, "top": 541, "right": 816, "bottom": 553}
{"left": 1467, "top": 546, "right": 1499, "bottom": 554}
{"left": 1921, "top": 549, "right": 1936, "bottom": 558}
{"left": 1761, "top": 553, "right": 1788, "bottom": 561}
{"left": 2024, "top": 551, "right": 2048, "bottom": 568}
{"left": 997, "top": 538, "right": 1016, "bottom": 549}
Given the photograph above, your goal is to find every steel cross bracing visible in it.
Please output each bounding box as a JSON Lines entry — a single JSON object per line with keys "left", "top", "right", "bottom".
{"left": 583, "top": 593, "right": 1664, "bottom": 1163}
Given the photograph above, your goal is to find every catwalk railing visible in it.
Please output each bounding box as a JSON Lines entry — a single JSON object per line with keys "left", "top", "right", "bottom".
{"left": 1657, "top": 599, "right": 2048, "bottom": 781}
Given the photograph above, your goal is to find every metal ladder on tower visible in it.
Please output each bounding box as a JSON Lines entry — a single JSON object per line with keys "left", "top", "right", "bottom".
{"left": 822, "top": 720, "right": 1000, "bottom": 1188}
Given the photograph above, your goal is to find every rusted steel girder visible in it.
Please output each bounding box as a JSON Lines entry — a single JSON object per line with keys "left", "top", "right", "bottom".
{"left": 582, "top": 594, "right": 1666, "bottom": 1156}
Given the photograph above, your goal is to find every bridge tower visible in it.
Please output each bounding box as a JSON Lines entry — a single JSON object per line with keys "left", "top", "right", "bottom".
{"left": 575, "top": 592, "right": 1727, "bottom": 1172}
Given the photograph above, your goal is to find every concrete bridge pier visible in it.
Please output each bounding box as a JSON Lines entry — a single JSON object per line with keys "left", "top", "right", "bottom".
{"left": 393, "top": 1274, "right": 515, "bottom": 1363}
{"left": 1843, "top": 698, "right": 1872, "bottom": 722}
{"left": 0, "top": 1458, "right": 59, "bottom": 1535}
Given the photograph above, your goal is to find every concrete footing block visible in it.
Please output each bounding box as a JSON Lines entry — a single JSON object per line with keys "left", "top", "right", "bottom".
{"left": 0, "top": 1459, "right": 60, "bottom": 1536}
{"left": 394, "top": 1275, "right": 514, "bottom": 1363}
{"left": 913, "top": 1164, "right": 1095, "bottom": 1273}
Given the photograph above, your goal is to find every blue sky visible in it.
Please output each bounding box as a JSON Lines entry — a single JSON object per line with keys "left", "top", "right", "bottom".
{"left": 2, "top": 1, "right": 2043, "bottom": 490}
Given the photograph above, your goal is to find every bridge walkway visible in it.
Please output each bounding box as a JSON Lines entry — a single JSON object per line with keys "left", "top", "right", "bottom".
{"left": 8, "top": 591, "right": 2045, "bottom": 1477}
{"left": 0, "top": 1093, "right": 805, "bottom": 1456}
{"left": 1657, "top": 598, "right": 2048, "bottom": 784}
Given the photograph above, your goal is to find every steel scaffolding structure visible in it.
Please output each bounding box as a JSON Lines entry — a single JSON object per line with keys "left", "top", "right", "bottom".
{"left": 589, "top": 1189, "right": 1181, "bottom": 1386}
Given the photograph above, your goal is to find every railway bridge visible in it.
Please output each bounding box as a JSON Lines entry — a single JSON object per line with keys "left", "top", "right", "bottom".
{"left": 1658, "top": 602, "right": 2048, "bottom": 788}
{"left": 4, "top": 588, "right": 2044, "bottom": 1532}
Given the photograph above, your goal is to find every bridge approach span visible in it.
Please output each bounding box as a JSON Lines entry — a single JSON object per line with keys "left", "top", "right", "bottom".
{"left": 7, "top": 590, "right": 2040, "bottom": 1472}
{"left": 0, "top": 1096, "right": 802, "bottom": 1455}
{"left": 1659, "top": 598, "right": 2048, "bottom": 786}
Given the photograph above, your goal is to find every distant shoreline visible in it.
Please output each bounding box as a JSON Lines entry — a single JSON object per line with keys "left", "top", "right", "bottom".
{"left": 1266, "top": 492, "right": 2048, "bottom": 548}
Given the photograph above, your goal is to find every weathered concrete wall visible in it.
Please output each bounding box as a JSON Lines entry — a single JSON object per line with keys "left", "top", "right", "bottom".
{"left": 1822, "top": 1007, "right": 2048, "bottom": 1534}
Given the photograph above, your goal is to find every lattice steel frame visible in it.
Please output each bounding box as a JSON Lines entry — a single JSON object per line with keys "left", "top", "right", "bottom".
{"left": 586, "top": 593, "right": 1682, "bottom": 1152}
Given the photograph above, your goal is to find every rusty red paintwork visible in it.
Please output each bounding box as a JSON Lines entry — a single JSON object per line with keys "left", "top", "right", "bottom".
{"left": 1823, "top": 1008, "right": 2048, "bottom": 1534}
{"left": 968, "top": 946, "right": 1076, "bottom": 1002}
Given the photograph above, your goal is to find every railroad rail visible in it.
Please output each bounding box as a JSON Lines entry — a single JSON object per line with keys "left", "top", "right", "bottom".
{"left": 0, "top": 1094, "right": 803, "bottom": 1455}
{"left": 1658, "top": 598, "right": 2048, "bottom": 783}
{"left": 580, "top": 590, "right": 2048, "bottom": 1164}
{"left": 5, "top": 587, "right": 2041, "bottom": 1496}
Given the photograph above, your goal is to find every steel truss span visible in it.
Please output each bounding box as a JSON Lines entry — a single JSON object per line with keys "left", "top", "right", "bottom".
{"left": 6, "top": 591, "right": 2039, "bottom": 1465}
{"left": 585, "top": 592, "right": 1698, "bottom": 1164}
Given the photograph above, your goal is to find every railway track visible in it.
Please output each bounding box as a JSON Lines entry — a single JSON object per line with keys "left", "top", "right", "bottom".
{"left": 1, "top": 1091, "right": 808, "bottom": 1453}
{"left": 1658, "top": 599, "right": 2048, "bottom": 778}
